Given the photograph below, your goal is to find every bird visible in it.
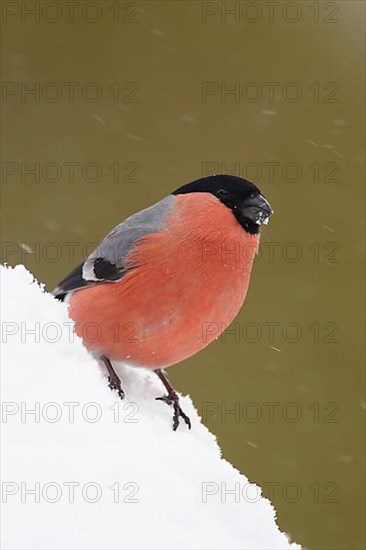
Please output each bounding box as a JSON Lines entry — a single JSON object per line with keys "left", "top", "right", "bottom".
{"left": 53, "top": 174, "right": 273, "bottom": 430}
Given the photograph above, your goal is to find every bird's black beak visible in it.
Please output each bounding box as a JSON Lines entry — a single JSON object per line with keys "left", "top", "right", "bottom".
{"left": 241, "top": 194, "right": 273, "bottom": 226}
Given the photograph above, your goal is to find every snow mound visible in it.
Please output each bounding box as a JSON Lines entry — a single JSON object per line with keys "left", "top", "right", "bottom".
{"left": 0, "top": 265, "right": 300, "bottom": 550}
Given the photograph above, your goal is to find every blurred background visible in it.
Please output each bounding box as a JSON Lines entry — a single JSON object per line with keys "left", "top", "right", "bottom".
{"left": 1, "top": 1, "right": 365, "bottom": 549}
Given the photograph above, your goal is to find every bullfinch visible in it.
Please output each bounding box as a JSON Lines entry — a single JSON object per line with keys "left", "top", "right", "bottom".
{"left": 54, "top": 174, "right": 273, "bottom": 430}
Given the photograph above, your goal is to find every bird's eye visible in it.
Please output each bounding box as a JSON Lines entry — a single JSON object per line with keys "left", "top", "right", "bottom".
{"left": 217, "top": 189, "right": 230, "bottom": 199}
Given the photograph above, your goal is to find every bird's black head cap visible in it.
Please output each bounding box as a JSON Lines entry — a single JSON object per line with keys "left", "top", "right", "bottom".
{"left": 173, "top": 174, "right": 273, "bottom": 234}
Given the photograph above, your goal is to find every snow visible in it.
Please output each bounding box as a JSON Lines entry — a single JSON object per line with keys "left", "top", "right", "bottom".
{"left": 0, "top": 264, "right": 301, "bottom": 550}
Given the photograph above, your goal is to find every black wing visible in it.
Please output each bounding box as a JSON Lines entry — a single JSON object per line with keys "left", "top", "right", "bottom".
{"left": 52, "top": 195, "right": 174, "bottom": 301}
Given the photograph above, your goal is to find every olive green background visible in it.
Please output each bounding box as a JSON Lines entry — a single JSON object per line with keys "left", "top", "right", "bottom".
{"left": 1, "top": 1, "right": 365, "bottom": 549}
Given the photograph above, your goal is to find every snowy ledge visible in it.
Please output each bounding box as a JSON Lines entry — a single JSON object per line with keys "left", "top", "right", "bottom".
{"left": 0, "top": 265, "right": 301, "bottom": 550}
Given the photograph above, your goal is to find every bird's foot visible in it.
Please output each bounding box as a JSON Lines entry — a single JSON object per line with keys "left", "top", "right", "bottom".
{"left": 156, "top": 391, "right": 191, "bottom": 431}
{"left": 108, "top": 375, "right": 125, "bottom": 400}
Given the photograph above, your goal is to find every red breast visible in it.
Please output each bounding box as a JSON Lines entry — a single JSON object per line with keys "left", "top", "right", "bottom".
{"left": 68, "top": 193, "right": 259, "bottom": 368}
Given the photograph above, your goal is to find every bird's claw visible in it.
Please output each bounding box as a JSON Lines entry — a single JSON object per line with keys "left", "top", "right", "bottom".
{"left": 156, "top": 392, "right": 191, "bottom": 431}
{"left": 108, "top": 376, "right": 125, "bottom": 400}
